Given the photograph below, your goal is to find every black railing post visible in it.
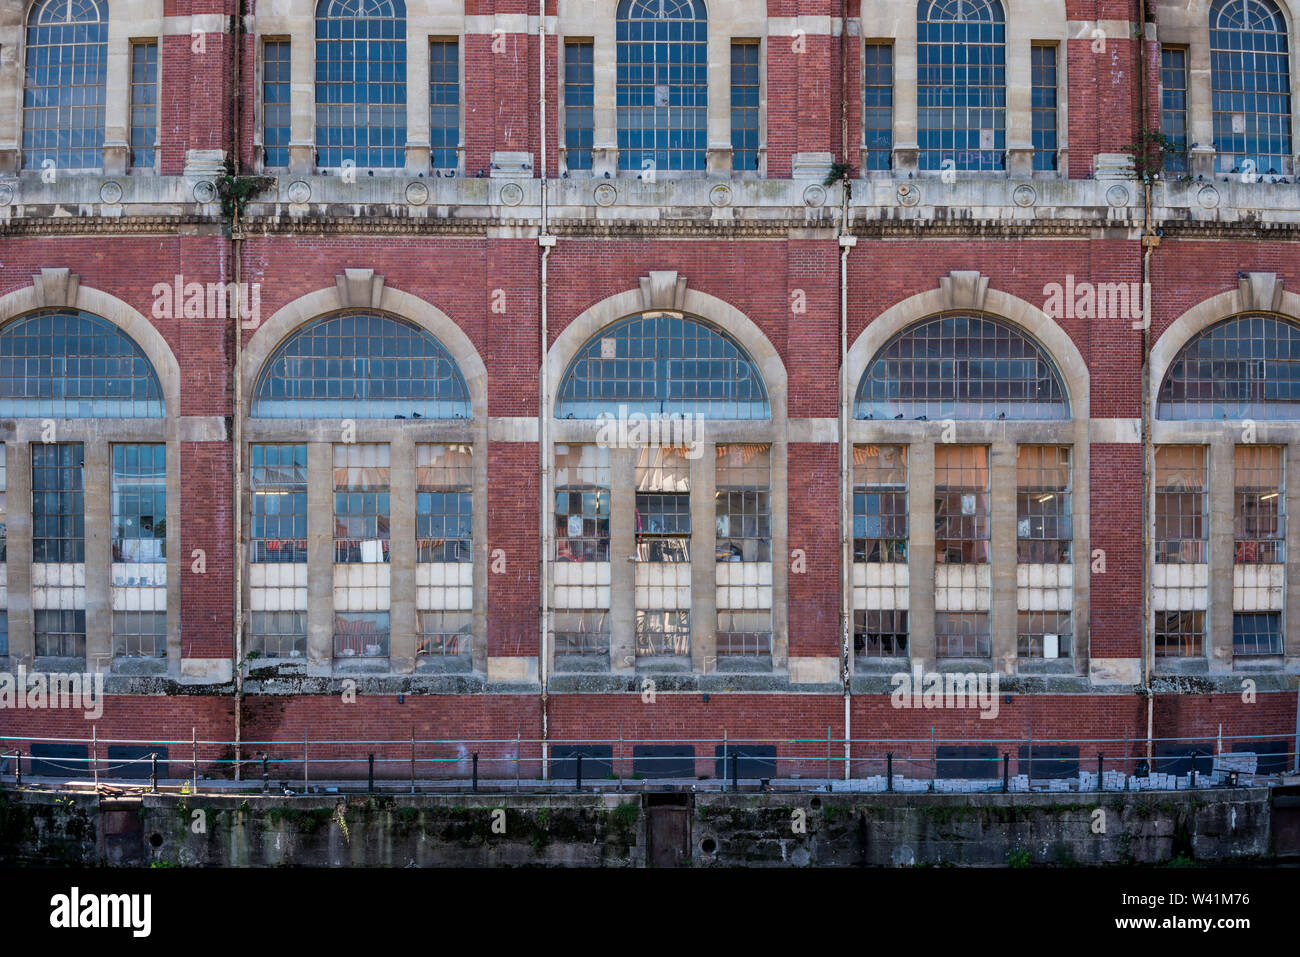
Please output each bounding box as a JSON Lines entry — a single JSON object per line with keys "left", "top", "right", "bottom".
{"left": 368, "top": 753, "right": 375, "bottom": 793}
{"left": 150, "top": 752, "right": 158, "bottom": 793}
{"left": 731, "top": 752, "right": 739, "bottom": 791}
{"left": 262, "top": 754, "right": 269, "bottom": 793}
{"left": 472, "top": 752, "right": 479, "bottom": 792}
{"left": 886, "top": 753, "right": 893, "bottom": 791}
{"left": 15, "top": 750, "right": 21, "bottom": 787}
{"left": 1002, "top": 753, "right": 1010, "bottom": 793}
{"left": 1097, "top": 753, "right": 1103, "bottom": 792}
{"left": 575, "top": 754, "right": 583, "bottom": 792}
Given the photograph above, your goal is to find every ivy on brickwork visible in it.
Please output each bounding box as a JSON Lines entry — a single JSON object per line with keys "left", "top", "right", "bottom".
{"left": 1123, "top": 130, "right": 1176, "bottom": 184}
{"left": 216, "top": 165, "right": 275, "bottom": 220}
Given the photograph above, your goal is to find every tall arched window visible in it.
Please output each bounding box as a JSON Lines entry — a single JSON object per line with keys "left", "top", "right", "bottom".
{"left": 246, "top": 308, "right": 480, "bottom": 671}
{"left": 1210, "top": 0, "right": 1293, "bottom": 176}
{"left": 0, "top": 308, "right": 170, "bottom": 669}
{"left": 23, "top": 0, "right": 109, "bottom": 171}
{"left": 917, "top": 0, "right": 1006, "bottom": 172}
{"left": 252, "top": 312, "right": 469, "bottom": 419}
{"left": 0, "top": 310, "right": 163, "bottom": 418}
{"left": 851, "top": 312, "right": 1076, "bottom": 668}
{"left": 616, "top": 0, "right": 709, "bottom": 173}
{"left": 557, "top": 312, "right": 769, "bottom": 420}
{"left": 551, "top": 305, "right": 780, "bottom": 674}
{"left": 1157, "top": 314, "right": 1300, "bottom": 419}
{"left": 315, "top": 0, "right": 407, "bottom": 169}
{"left": 855, "top": 313, "right": 1069, "bottom": 421}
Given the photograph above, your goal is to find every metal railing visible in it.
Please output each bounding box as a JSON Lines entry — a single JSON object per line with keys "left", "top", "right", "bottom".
{"left": 0, "top": 728, "right": 1295, "bottom": 794}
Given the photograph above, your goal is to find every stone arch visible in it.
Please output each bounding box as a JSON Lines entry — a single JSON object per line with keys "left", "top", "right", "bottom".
{"left": 846, "top": 283, "right": 1090, "bottom": 419}
{"left": 546, "top": 283, "right": 787, "bottom": 424}
{"left": 1149, "top": 286, "right": 1300, "bottom": 410}
{"left": 243, "top": 283, "right": 487, "bottom": 420}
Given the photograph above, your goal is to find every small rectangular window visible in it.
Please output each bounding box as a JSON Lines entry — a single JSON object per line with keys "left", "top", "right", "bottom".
{"left": 1155, "top": 609, "right": 1204, "bottom": 658}
{"left": 112, "top": 444, "right": 166, "bottom": 564}
{"left": 112, "top": 610, "right": 166, "bottom": 659}
{"left": 1233, "top": 611, "right": 1283, "bottom": 656}
{"left": 1017, "top": 446, "right": 1071, "bottom": 563}
{"left": 250, "top": 611, "right": 306, "bottom": 660}
{"left": 1017, "top": 610, "right": 1072, "bottom": 659}
{"left": 855, "top": 609, "right": 907, "bottom": 658}
{"left": 129, "top": 41, "right": 159, "bottom": 170}
{"left": 936, "top": 611, "right": 990, "bottom": 659}
{"left": 715, "top": 443, "right": 770, "bottom": 562}
{"left": 251, "top": 445, "right": 308, "bottom": 564}
{"left": 555, "top": 445, "right": 610, "bottom": 562}
{"left": 32, "top": 443, "right": 84, "bottom": 564}
{"left": 1031, "top": 44, "right": 1058, "bottom": 171}
{"left": 333, "top": 444, "right": 390, "bottom": 564}
{"left": 262, "top": 40, "right": 291, "bottom": 169}
{"left": 1160, "top": 47, "right": 1189, "bottom": 174}
{"left": 429, "top": 39, "right": 460, "bottom": 172}
{"left": 635, "top": 447, "right": 691, "bottom": 562}
{"left": 854, "top": 444, "right": 907, "bottom": 562}
{"left": 863, "top": 42, "right": 894, "bottom": 170}
{"left": 334, "top": 611, "right": 390, "bottom": 659}
{"left": 564, "top": 40, "right": 595, "bottom": 172}
{"left": 1234, "top": 445, "right": 1284, "bottom": 563}
{"left": 730, "top": 40, "right": 760, "bottom": 172}
{"left": 417, "top": 610, "right": 472, "bottom": 659}
{"left": 35, "top": 609, "right": 85, "bottom": 659}
{"left": 554, "top": 610, "right": 611, "bottom": 659}
{"left": 1155, "top": 446, "right": 1208, "bottom": 563}
{"left": 934, "top": 445, "right": 989, "bottom": 564}
{"left": 416, "top": 444, "right": 472, "bottom": 562}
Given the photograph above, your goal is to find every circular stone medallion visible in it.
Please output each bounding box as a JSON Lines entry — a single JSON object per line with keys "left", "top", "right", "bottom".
{"left": 500, "top": 183, "right": 524, "bottom": 206}
{"left": 594, "top": 183, "right": 617, "bottom": 206}
{"left": 99, "top": 181, "right": 123, "bottom": 204}
{"left": 803, "top": 184, "right": 827, "bottom": 208}
{"left": 1012, "top": 184, "right": 1037, "bottom": 207}
{"left": 710, "top": 184, "right": 732, "bottom": 207}
{"left": 406, "top": 181, "right": 429, "bottom": 206}
{"left": 286, "top": 180, "right": 312, "bottom": 204}
{"left": 1106, "top": 184, "right": 1131, "bottom": 207}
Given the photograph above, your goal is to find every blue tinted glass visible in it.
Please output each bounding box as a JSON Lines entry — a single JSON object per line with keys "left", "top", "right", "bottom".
{"left": 557, "top": 312, "right": 769, "bottom": 419}
{"left": 856, "top": 313, "right": 1069, "bottom": 420}
{"left": 252, "top": 312, "right": 470, "bottom": 419}
{"left": 0, "top": 311, "right": 163, "bottom": 418}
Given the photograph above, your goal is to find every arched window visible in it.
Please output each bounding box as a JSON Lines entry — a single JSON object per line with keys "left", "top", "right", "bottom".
{"left": 855, "top": 314, "right": 1069, "bottom": 420}
{"left": 315, "top": 0, "right": 407, "bottom": 169}
{"left": 616, "top": 0, "right": 708, "bottom": 173}
{"left": 0, "top": 310, "right": 163, "bottom": 418}
{"left": 252, "top": 312, "right": 470, "bottom": 419}
{"left": 917, "top": 0, "right": 1006, "bottom": 172}
{"left": 1210, "top": 0, "right": 1292, "bottom": 176}
{"left": 1157, "top": 314, "right": 1300, "bottom": 420}
{"left": 23, "top": 0, "right": 108, "bottom": 171}
{"left": 556, "top": 312, "right": 769, "bottom": 419}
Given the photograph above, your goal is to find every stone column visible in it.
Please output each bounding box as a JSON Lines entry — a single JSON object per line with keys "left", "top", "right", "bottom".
{"left": 6, "top": 441, "right": 32, "bottom": 666}
{"left": 706, "top": 32, "right": 732, "bottom": 177}
{"left": 289, "top": 29, "right": 317, "bottom": 175}
{"left": 405, "top": 33, "right": 432, "bottom": 173}
{"left": 83, "top": 441, "right": 112, "bottom": 670}
{"left": 990, "top": 440, "right": 1018, "bottom": 672}
{"left": 609, "top": 448, "right": 636, "bottom": 674}
{"left": 690, "top": 445, "right": 716, "bottom": 672}
{"left": 907, "top": 442, "right": 935, "bottom": 668}
{"left": 1207, "top": 438, "right": 1235, "bottom": 672}
{"left": 891, "top": 15, "right": 919, "bottom": 174}
{"left": 591, "top": 14, "right": 618, "bottom": 177}
{"left": 388, "top": 434, "right": 417, "bottom": 673}
{"left": 306, "top": 442, "right": 334, "bottom": 672}
{"left": 1187, "top": 38, "right": 1216, "bottom": 178}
